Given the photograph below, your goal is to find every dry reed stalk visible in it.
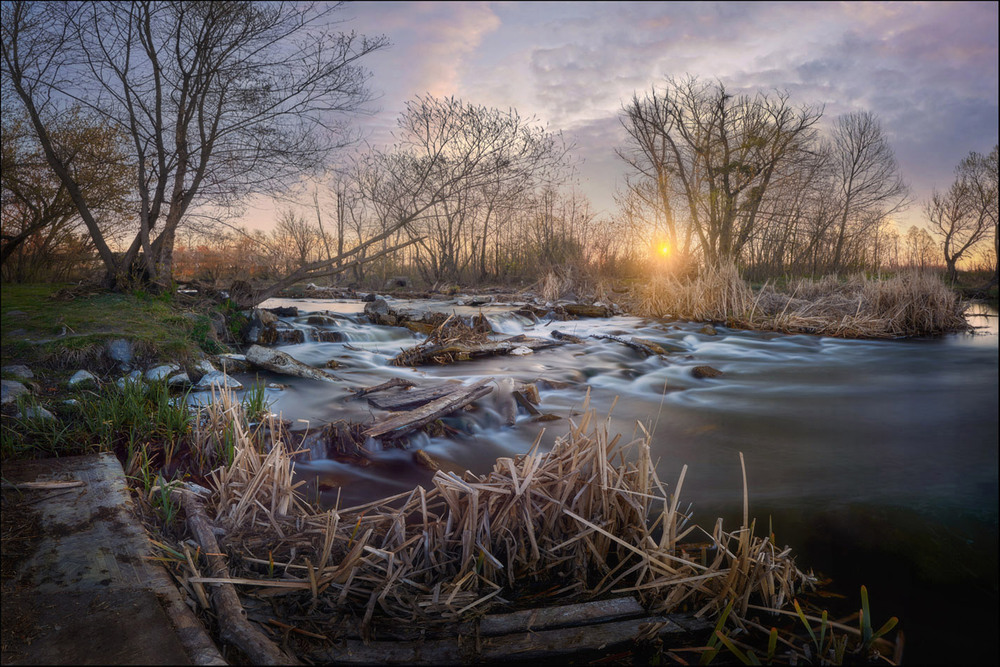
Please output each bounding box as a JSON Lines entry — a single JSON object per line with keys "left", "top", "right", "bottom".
{"left": 182, "top": 387, "right": 813, "bottom": 645}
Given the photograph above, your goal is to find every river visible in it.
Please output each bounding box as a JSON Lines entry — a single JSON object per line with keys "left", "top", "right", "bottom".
{"left": 201, "top": 296, "right": 999, "bottom": 664}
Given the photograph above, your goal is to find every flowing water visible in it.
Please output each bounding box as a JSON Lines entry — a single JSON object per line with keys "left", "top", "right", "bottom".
{"left": 198, "top": 296, "right": 999, "bottom": 664}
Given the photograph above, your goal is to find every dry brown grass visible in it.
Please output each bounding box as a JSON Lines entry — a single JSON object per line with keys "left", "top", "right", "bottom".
{"left": 629, "top": 263, "right": 753, "bottom": 323}
{"left": 744, "top": 270, "right": 968, "bottom": 338}
{"left": 627, "top": 266, "right": 968, "bottom": 338}
{"left": 174, "top": 389, "right": 813, "bottom": 644}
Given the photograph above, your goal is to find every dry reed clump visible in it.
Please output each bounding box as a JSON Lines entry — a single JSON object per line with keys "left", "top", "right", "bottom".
{"left": 629, "top": 263, "right": 753, "bottom": 323}
{"left": 178, "top": 389, "right": 813, "bottom": 642}
{"left": 744, "top": 270, "right": 967, "bottom": 338}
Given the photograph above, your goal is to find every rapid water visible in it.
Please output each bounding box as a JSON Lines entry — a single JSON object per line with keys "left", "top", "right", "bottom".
{"left": 203, "top": 296, "right": 999, "bottom": 664}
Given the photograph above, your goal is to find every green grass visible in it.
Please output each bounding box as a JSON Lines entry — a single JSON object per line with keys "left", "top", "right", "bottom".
{"left": 1, "top": 283, "right": 230, "bottom": 371}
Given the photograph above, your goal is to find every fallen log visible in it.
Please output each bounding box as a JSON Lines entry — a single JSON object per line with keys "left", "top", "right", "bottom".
{"left": 590, "top": 334, "right": 665, "bottom": 357}
{"left": 367, "top": 382, "right": 465, "bottom": 411}
{"left": 348, "top": 377, "right": 416, "bottom": 401}
{"left": 551, "top": 330, "right": 586, "bottom": 344}
{"left": 365, "top": 378, "right": 494, "bottom": 440}
{"left": 245, "top": 345, "right": 340, "bottom": 383}
{"left": 174, "top": 488, "right": 299, "bottom": 665}
{"left": 391, "top": 336, "right": 563, "bottom": 367}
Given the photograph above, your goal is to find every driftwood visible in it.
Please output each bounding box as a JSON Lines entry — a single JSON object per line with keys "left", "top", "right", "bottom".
{"left": 175, "top": 488, "right": 299, "bottom": 665}
{"left": 512, "top": 390, "right": 541, "bottom": 416}
{"left": 391, "top": 335, "right": 563, "bottom": 367}
{"left": 365, "top": 378, "right": 494, "bottom": 440}
{"left": 367, "top": 382, "right": 465, "bottom": 411}
{"left": 245, "top": 345, "right": 340, "bottom": 383}
{"left": 590, "top": 334, "right": 666, "bottom": 357}
{"left": 551, "top": 330, "right": 586, "bottom": 344}
{"left": 306, "top": 597, "right": 710, "bottom": 664}
{"left": 348, "top": 377, "right": 416, "bottom": 401}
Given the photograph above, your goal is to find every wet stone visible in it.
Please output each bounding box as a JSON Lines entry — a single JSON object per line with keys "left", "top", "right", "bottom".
{"left": 691, "top": 365, "right": 723, "bottom": 379}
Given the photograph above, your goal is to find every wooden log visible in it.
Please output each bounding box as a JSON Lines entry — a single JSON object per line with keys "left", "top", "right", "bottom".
{"left": 590, "top": 334, "right": 663, "bottom": 357}
{"left": 512, "top": 390, "right": 541, "bottom": 416}
{"left": 365, "top": 378, "right": 494, "bottom": 440}
{"left": 391, "top": 337, "right": 563, "bottom": 367}
{"left": 367, "top": 383, "right": 463, "bottom": 411}
{"left": 174, "top": 488, "right": 299, "bottom": 665}
{"left": 551, "top": 330, "right": 586, "bottom": 344}
{"left": 308, "top": 612, "right": 704, "bottom": 664}
{"left": 348, "top": 377, "right": 416, "bottom": 401}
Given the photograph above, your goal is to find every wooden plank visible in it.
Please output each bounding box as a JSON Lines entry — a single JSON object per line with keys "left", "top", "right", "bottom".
{"left": 365, "top": 378, "right": 494, "bottom": 440}
{"left": 478, "top": 596, "right": 644, "bottom": 635}
{"left": 367, "top": 383, "right": 463, "bottom": 411}
{"left": 310, "top": 613, "right": 700, "bottom": 664}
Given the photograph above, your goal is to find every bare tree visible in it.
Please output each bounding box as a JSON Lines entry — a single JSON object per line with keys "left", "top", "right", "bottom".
{"left": 361, "top": 96, "right": 570, "bottom": 284}
{"left": 828, "top": 111, "right": 909, "bottom": 271}
{"left": 1, "top": 0, "right": 387, "bottom": 289}
{"left": 927, "top": 147, "right": 996, "bottom": 283}
{"left": 619, "top": 77, "right": 822, "bottom": 266}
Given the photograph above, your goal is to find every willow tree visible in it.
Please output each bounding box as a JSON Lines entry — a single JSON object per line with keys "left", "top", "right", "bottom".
{"left": 620, "top": 76, "right": 822, "bottom": 266}
{"left": 1, "top": 0, "right": 386, "bottom": 290}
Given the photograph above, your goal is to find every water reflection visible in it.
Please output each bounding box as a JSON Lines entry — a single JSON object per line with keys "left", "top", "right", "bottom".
{"left": 236, "top": 296, "right": 998, "bottom": 665}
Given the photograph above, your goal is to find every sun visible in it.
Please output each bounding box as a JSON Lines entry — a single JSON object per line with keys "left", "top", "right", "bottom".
{"left": 659, "top": 243, "right": 671, "bottom": 256}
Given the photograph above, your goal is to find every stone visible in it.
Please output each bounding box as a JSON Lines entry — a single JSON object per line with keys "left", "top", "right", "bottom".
{"left": 691, "top": 365, "right": 723, "bottom": 379}
{"left": 315, "top": 330, "right": 346, "bottom": 343}
{"left": 145, "top": 364, "right": 180, "bottom": 382}
{"left": 194, "top": 359, "right": 217, "bottom": 375}
{"left": 364, "top": 298, "right": 397, "bottom": 326}
{"left": 307, "top": 314, "right": 339, "bottom": 325}
{"left": 167, "top": 373, "right": 191, "bottom": 387}
{"left": 106, "top": 339, "right": 134, "bottom": 369}
{"left": 699, "top": 324, "right": 717, "bottom": 336}
{"left": 116, "top": 370, "right": 144, "bottom": 389}
{"left": 69, "top": 370, "right": 99, "bottom": 387}
{"left": 509, "top": 346, "right": 533, "bottom": 356}
{"left": 19, "top": 405, "right": 55, "bottom": 420}
{"left": 266, "top": 306, "right": 298, "bottom": 317}
{"left": 214, "top": 354, "right": 250, "bottom": 373}
{"left": 1, "top": 379, "right": 30, "bottom": 405}
{"left": 195, "top": 371, "right": 243, "bottom": 390}
{"left": 2, "top": 364, "right": 33, "bottom": 379}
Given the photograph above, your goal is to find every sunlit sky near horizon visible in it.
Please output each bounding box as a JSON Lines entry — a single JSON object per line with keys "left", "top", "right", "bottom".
{"left": 248, "top": 1, "right": 999, "bottom": 233}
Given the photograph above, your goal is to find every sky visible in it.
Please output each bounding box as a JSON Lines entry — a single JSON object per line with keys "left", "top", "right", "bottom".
{"left": 253, "top": 1, "right": 999, "bottom": 231}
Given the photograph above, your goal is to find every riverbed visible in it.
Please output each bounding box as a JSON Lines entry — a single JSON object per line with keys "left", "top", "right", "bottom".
{"left": 200, "top": 296, "right": 999, "bottom": 665}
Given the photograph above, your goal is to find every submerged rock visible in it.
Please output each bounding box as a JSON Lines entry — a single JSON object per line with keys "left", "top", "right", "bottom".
{"left": 245, "top": 345, "right": 339, "bottom": 383}
{"left": 691, "top": 365, "right": 723, "bottom": 379}
{"left": 699, "top": 324, "right": 718, "bottom": 336}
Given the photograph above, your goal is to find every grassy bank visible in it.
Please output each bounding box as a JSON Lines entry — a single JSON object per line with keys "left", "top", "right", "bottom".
{"left": 1, "top": 283, "right": 231, "bottom": 373}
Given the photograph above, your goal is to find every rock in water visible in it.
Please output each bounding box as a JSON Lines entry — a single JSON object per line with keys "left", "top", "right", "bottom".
{"left": 691, "top": 365, "right": 723, "bottom": 379}
{"left": 245, "top": 345, "right": 339, "bottom": 383}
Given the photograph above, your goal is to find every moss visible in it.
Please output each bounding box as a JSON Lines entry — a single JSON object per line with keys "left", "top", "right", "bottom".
{"left": 1, "top": 283, "right": 221, "bottom": 371}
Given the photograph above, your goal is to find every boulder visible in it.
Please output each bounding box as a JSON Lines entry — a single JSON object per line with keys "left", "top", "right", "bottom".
{"left": 106, "top": 338, "right": 134, "bottom": 369}
{"left": 2, "top": 364, "right": 33, "bottom": 379}
{"left": 145, "top": 364, "right": 180, "bottom": 382}
{"left": 315, "top": 330, "right": 346, "bottom": 343}
{"left": 383, "top": 276, "right": 411, "bottom": 290}
{"left": 19, "top": 405, "right": 55, "bottom": 421}
{"left": 69, "top": 370, "right": 99, "bottom": 387}
{"left": 116, "top": 370, "right": 144, "bottom": 388}
{"left": 244, "top": 345, "right": 339, "bottom": 383}
{"left": 1, "top": 379, "right": 30, "bottom": 405}
{"left": 195, "top": 371, "right": 243, "bottom": 390}
{"left": 167, "top": 373, "right": 191, "bottom": 387}
{"left": 364, "top": 298, "right": 397, "bottom": 326}
{"left": 214, "top": 354, "right": 251, "bottom": 373}
{"left": 691, "top": 365, "right": 723, "bottom": 379}
{"left": 266, "top": 306, "right": 299, "bottom": 317}
{"left": 699, "top": 324, "right": 717, "bottom": 336}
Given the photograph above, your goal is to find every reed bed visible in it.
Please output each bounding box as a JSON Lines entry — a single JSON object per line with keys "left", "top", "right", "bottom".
{"left": 628, "top": 266, "right": 968, "bottom": 338}
{"left": 176, "top": 389, "right": 813, "bottom": 647}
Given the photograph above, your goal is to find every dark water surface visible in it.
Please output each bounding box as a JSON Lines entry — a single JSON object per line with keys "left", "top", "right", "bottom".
{"left": 206, "top": 297, "right": 998, "bottom": 664}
